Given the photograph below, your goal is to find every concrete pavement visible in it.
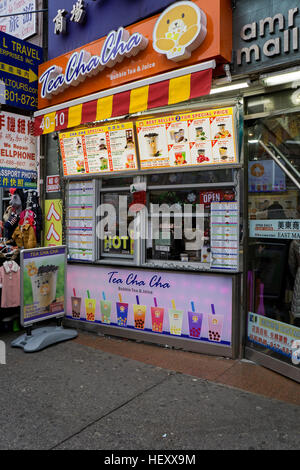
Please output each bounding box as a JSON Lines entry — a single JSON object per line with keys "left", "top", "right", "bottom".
{"left": 0, "top": 327, "right": 299, "bottom": 451}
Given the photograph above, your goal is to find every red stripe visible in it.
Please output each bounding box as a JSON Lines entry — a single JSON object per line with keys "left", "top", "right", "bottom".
{"left": 190, "top": 68, "right": 212, "bottom": 99}
{"left": 81, "top": 99, "right": 97, "bottom": 125}
{"left": 112, "top": 90, "right": 130, "bottom": 117}
{"left": 55, "top": 108, "right": 69, "bottom": 132}
{"left": 34, "top": 115, "right": 43, "bottom": 136}
{"left": 147, "top": 79, "right": 169, "bottom": 109}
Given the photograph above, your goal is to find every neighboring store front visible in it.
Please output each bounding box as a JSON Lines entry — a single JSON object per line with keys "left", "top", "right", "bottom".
{"left": 233, "top": 0, "right": 300, "bottom": 381}
{"left": 35, "top": 0, "right": 243, "bottom": 359}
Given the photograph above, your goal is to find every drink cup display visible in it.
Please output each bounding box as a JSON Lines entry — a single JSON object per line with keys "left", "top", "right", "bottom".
{"left": 219, "top": 146, "right": 228, "bottom": 161}
{"left": 116, "top": 302, "right": 128, "bottom": 327}
{"left": 168, "top": 309, "right": 183, "bottom": 336}
{"left": 151, "top": 307, "right": 164, "bottom": 333}
{"left": 71, "top": 296, "right": 81, "bottom": 319}
{"left": 100, "top": 300, "right": 111, "bottom": 324}
{"left": 144, "top": 133, "right": 158, "bottom": 157}
{"left": 31, "top": 266, "right": 58, "bottom": 308}
{"left": 133, "top": 304, "right": 146, "bottom": 329}
{"left": 85, "top": 298, "right": 96, "bottom": 322}
{"left": 188, "top": 312, "right": 203, "bottom": 338}
{"left": 208, "top": 314, "right": 224, "bottom": 342}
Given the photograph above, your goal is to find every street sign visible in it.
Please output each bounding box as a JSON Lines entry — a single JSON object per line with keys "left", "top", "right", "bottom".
{"left": 0, "top": 31, "right": 43, "bottom": 111}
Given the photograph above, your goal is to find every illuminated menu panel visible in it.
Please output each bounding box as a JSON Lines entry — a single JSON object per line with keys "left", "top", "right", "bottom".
{"left": 136, "top": 107, "right": 237, "bottom": 169}
{"left": 59, "top": 122, "right": 138, "bottom": 176}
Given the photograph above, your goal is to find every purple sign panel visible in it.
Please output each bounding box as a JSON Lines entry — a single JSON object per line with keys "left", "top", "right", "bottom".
{"left": 67, "top": 265, "right": 233, "bottom": 346}
{"left": 48, "top": 0, "right": 174, "bottom": 60}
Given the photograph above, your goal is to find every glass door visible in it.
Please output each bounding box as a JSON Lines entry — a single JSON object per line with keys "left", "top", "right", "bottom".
{"left": 246, "top": 110, "right": 300, "bottom": 382}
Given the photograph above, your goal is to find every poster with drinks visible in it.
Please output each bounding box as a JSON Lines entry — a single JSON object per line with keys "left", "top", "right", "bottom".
{"left": 136, "top": 107, "right": 237, "bottom": 169}
{"left": 67, "top": 265, "right": 233, "bottom": 346}
{"left": 21, "top": 246, "right": 66, "bottom": 326}
{"left": 59, "top": 122, "right": 138, "bottom": 176}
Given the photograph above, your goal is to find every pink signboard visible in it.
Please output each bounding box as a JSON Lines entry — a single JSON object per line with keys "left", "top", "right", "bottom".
{"left": 67, "top": 265, "right": 232, "bottom": 346}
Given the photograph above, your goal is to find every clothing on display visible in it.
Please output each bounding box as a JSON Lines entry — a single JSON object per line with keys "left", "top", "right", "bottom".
{"left": 0, "top": 260, "right": 20, "bottom": 308}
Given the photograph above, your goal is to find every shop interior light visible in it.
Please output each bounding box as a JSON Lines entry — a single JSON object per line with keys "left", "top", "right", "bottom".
{"left": 209, "top": 81, "right": 250, "bottom": 95}
{"left": 261, "top": 69, "right": 300, "bottom": 87}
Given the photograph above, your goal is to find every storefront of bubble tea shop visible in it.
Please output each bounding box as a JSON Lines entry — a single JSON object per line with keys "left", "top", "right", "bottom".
{"left": 34, "top": 0, "right": 246, "bottom": 360}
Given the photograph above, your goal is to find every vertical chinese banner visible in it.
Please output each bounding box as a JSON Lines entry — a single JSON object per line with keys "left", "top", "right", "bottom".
{"left": 44, "top": 199, "right": 62, "bottom": 247}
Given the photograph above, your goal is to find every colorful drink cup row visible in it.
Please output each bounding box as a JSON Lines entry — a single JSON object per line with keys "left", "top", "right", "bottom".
{"left": 116, "top": 293, "right": 128, "bottom": 327}
{"left": 101, "top": 292, "right": 111, "bottom": 324}
{"left": 151, "top": 297, "right": 164, "bottom": 333}
{"left": 133, "top": 296, "right": 146, "bottom": 329}
{"left": 85, "top": 290, "right": 96, "bottom": 322}
{"left": 71, "top": 288, "right": 81, "bottom": 319}
{"left": 168, "top": 300, "right": 183, "bottom": 336}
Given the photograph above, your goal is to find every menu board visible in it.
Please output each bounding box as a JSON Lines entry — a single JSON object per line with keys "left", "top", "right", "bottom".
{"left": 59, "top": 122, "right": 138, "bottom": 176}
{"left": 136, "top": 107, "right": 237, "bottom": 169}
{"left": 210, "top": 202, "right": 239, "bottom": 271}
{"left": 66, "top": 180, "right": 96, "bottom": 261}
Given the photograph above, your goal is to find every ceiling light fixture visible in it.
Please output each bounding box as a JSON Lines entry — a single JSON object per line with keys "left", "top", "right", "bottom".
{"left": 261, "top": 68, "right": 300, "bottom": 87}
{"left": 210, "top": 81, "right": 250, "bottom": 95}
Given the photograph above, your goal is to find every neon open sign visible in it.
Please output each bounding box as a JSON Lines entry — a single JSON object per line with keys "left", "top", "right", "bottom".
{"left": 39, "top": 27, "right": 148, "bottom": 99}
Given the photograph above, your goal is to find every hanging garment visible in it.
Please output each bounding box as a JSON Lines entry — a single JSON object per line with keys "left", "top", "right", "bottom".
{"left": 12, "top": 224, "right": 37, "bottom": 249}
{"left": 0, "top": 260, "right": 20, "bottom": 308}
{"left": 19, "top": 209, "right": 36, "bottom": 235}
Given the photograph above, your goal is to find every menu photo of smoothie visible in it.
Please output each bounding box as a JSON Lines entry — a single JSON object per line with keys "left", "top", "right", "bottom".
{"left": 167, "top": 121, "right": 188, "bottom": 145}
{"left": 190, "top": 141, "right": 212, "bottom": 165}
{"left": 212, "top": 139, "right": 236, "bottom": 164}
{"left": 170, "top": 143, "right": 190, "bottom": 166}
{"left": 85, "top": 290, "right": 96, "bottom": 322}
{"left": 138, "top": 125, "right": 169, "bottom": 168}
{"left": 188, "top": 118, "right": 210, "bottom": 142}
{"left": 23, "top": 257, "right": 65, "bottom": 320}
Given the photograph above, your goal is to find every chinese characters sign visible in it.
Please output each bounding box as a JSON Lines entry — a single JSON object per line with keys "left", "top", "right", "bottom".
{"left": 0, "top": 31, "right": 43, "bottom": 111}
{"left": 249, "top": 219, "right": 300, "bottom": 239}
{"left": 44, "top": 200, "right": 63, "bottom": 247}
{"left": 136, "top": 107, "right": 237, "bottom": 169}
{"left": 248, "top": 313, "right": 300, "bottom": 360}
{"left": 0, "top": 0, "right": 37, "bottom": 40}
{"left": 0, "top": 111, "right": 37, "bottom": 188}
{"left": 59, "top": 122, "right": 138, "bottom": 176}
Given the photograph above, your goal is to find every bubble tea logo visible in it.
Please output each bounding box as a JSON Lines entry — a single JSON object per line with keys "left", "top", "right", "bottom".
{"left": 0, "top": 340, "right": 6, "bottom": 364}
{"left": 152, "top": 1, "right": 207, "bottom": 62}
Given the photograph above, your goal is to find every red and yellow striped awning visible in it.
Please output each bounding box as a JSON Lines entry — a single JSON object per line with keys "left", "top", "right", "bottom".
{"left": 34, "top": 68, "right": 212, "bottom": 136}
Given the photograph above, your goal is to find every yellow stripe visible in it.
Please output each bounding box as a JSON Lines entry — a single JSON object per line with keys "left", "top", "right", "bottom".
{"left": 129, "top": 85, "right": 149, "bottom": 114}
{"left": 168, "top": 74, "right": 191, "bottom": 105}
{"left": 96, "top": 95, "right": 113, "bottom": 121}
{"left": 68, "top": 104, "right": 83, "bottom": 128}
{"left": 43, "top": 112, "right": 56, "bottom": 134}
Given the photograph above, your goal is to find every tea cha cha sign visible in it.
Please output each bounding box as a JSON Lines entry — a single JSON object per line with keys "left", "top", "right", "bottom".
{"left": 40, "top": 1, "right": 208, "bottom": 100}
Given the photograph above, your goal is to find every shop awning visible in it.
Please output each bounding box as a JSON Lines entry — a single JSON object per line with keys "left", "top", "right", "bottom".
{"left": 34, "top": 60, "right": 215, "bottom": 136}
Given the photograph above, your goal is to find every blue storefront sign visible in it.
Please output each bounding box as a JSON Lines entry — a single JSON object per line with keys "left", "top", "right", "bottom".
{"left": 48, "top": 0, "right": 174, "bottom": 59}
{"left": 0, "top": 31, "right": 43, "bottom": 111}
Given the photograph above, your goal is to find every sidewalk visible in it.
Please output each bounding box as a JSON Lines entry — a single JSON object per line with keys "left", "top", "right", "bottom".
{"left": 0, "top": 328, "right": 299, "bottom": 450}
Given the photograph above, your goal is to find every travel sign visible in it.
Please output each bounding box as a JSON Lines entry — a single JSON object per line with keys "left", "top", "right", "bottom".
{"left": 0, "top": 31, "right": 43, "bottom": 111}
{"left": 37, "top": 0, "right": 232, "bottom": 110}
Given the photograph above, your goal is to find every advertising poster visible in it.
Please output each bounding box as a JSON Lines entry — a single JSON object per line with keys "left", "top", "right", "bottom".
{"left": 248, "top": 160, "right": 286, "bottom": 193}
{"left": 248, "top": 312, "right": 300, "bottom": 360}
{"left": 136, "top": 107, "right": 237, "bottom": 169}
{"left": 0, "top": 111, "right": 37, "bottom": 188}
{"left": 59, "top": 122, "right": 138, "bottom": 176}
{"left": 67, "top": 265, "right": 233, "bottom": 346}
{"left": 66, "top": 180, "right": 96, "bottom": 261}
{"left": 248, "top": 190, "right": 299, "bottom": 220}
{"left": 21, "top": 246, "right": 66, "bottom": 326}
{"left": 44, "top": 199, "right": 63, "bottom": 247}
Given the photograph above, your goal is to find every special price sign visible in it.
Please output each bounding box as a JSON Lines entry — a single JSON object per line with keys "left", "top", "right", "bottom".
{"left": 136, "top": 107, "right": 237, "bottom": 169}
{"left": 59, "top": 122, "right": 138, "bottom": 176}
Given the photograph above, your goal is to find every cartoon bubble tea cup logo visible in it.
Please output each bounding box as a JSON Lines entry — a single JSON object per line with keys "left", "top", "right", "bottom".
{"left": 153, "top": 1, "right": 207, "bottom": 62}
